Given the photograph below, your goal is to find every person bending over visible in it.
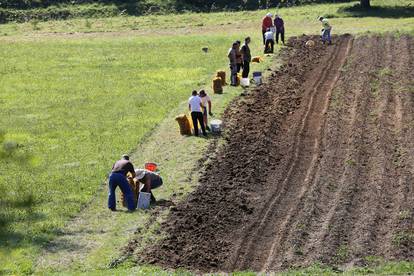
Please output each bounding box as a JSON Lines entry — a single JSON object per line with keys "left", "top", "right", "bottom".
{"left": 108, "top": 154, "right": 136, "bottom": 212}
{"left": 135, "top": 169, "right": 163, "bottom": 204}
{"left": 319, "top": 16, "right": 332, "bottom": 45}
{"left": 264, "top": 28, "right": 275, "bottom": 54}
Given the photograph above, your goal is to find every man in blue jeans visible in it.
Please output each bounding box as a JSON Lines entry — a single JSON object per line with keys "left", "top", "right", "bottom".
{"left": 108, "top": 154, "right": 136, "bottom": 211}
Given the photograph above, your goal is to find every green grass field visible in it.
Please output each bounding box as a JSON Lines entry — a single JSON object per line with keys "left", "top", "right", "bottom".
{"left": 1, "top": 0, "right": 414, "bottom": 275}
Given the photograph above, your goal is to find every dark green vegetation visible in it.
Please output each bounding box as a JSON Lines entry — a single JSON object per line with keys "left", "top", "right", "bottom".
{"left": 0, "top": 0, "right": 353, "bottom": 23}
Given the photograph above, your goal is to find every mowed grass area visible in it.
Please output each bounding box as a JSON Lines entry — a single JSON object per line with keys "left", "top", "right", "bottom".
{"left": 0, "top": 0, "right": 413, "bottom": 275}
{"left": 0, "top": 34, "right": 253, "bottom": 274}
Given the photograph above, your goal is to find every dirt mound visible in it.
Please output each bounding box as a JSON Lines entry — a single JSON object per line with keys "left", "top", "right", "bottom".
{"left": 138, "top": 34, "right": 414, "bottom": 273}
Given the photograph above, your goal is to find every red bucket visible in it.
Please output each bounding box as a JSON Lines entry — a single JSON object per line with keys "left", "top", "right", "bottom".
{"left": 145, "top": 162, "right": 158, "bottom": 172}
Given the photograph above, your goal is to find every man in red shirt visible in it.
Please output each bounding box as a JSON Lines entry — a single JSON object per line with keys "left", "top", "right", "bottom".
{"left": 262, "top": 13, "right": 273, "bottom": 45}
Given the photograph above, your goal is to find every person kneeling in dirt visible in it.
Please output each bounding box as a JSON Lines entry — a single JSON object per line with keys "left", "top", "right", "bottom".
{"left": 319, "top": 16, "right": 332, "bottom": 45}
{"left": 135, "top": 169, "right": 163, "bottom": 204}
{"left": 264, "top": 28, "right": 275, "bottom": 54}
{"left": 108, "top": 155, "right": 136, "bottom": 212}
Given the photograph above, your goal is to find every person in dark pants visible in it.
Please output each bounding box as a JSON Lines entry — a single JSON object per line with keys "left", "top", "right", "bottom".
{"left": 264, "top": 28, "right": 275, "bottom": 54}
{"left": 240, "top": 37, "right": 251, "bottom": 78}
{"left": 235, "top": 40, "right": 243, "bottom": 73}
{"left": 135, "top": 169, "right": 163, "bottom": 204}
{"left": 188, "top": 90, "right": 207, "bottom": 137}
{"left": 228, "top": 42, "right": 238, "bottom": 86}
{"left": 274, "top": 14, "right": 285, "bottom": 45}
{"left": 108, "top": 155, "right": 136, "bottom": 211}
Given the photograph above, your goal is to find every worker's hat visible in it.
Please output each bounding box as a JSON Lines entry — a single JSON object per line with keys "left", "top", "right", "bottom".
{"left": 135, "top": 169, "right": 147, "bottom": 180}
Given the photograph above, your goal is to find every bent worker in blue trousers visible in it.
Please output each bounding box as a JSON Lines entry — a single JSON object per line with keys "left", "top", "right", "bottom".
{"left": 108, "top": 154, "right": 136, "bottom": 211}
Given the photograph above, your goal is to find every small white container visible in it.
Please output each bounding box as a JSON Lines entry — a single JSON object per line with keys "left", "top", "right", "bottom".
{"left": 253, "top": 72, "right": 262, "bottom": 84}
{"left": 241, "top": 78, "right": 250, "bottom": 87}
{"left": 137, "top": 192, "right": 151, "bottom": 209}
{"left": 210, "top": 119, "right": 223, "bottom": 134}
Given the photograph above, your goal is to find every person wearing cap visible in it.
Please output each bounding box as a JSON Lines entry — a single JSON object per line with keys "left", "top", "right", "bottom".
{"left": 240, "top": 37, "right": 251, "bottom": 79}
{"left": 262, "top": 13, "right": 274, "bottom": 45}
{"left": 199, "top": 90, "right": 213, "bottom": 131}
{"left": 135, "top": 169, "right": 163, "bottom": 203}
{"left": 319, "top": 16, "right": 332, "bottom": 45}
{"left": 274, "top": 14, "right": 285, "bottom": 45}
{"left": 264, "top": 28, "right": 275, "bottom": 54}
{"left": 108, "top": 155, "right": 136, "bottom": 211}
{"left": 188, "top": 90, "right": 207, "bottom": 137}
{"left": 228, "top": 42, "right": 238, "bottom": 86}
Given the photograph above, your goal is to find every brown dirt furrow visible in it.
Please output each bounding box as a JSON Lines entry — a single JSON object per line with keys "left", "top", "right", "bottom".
{"left": 228, "top": 35, "right": 353, "bottom": 272}
{"left": 345, "top": 35, "right": 398, "bottom": 262}
{"left": 382, "top": 35, "right": 414, "bottom": 260}
{"left": 261, "top": 36, "right": 354, "bottom": 273}
{"left": 138, "top": 34, "right": 414, "bottom": 273}
{"left": 300, "top": 36, "right": 380, "bottom": 264}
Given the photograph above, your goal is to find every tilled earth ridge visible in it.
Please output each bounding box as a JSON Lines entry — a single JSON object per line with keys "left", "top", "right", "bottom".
{"left": 139, "top": 34, "right": 414, "bottom": 273}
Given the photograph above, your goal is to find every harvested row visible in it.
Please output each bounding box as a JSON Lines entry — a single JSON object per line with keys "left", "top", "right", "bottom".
{"left": 139, "top": 34, "right": 414, "bottom": 273}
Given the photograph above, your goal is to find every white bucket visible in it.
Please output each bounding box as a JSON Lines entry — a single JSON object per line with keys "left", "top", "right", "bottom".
{"left": 210, "top": 119, "right": 222, "bottom": 134}
{"left": 137, "top": 192, "right": 151, "bottom": 209}
{"left": 253, "top": 76, "right": 262, "bottom": 84}
{"left": 240, "top": 78, "right": 250, "bottom": 87}
{"left": 253, "top": 72, "right": 262, "bottom": 84}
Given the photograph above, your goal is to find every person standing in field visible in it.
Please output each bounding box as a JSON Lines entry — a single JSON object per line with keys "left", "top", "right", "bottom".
{"left": 199, "top": 90, "right": 212, "bottom": 131}
{"left": 274, "top": 14, "right": 285, "bottom": 45}
{"left": 228, "top": 42, "right": 238, "bottom": 86}
{"left": 240, "top": 37, "right": 251, "bottom": 79}
{"left": 319, "top": 16, "right": 332, "bottom": 45}
{"left": 235, "top": 40, "right": 243, "bottom": 73}
{"left": 264, "top": 28, "right": 275, "bottom": 54}
{"left": 188, "top": 90, "right": 207, "bottom": 137}
{"left": 262, "top": 13, "right": 274, "bottom": 45}
{"left": 108, "top": 155, "right": 136, "bottom": 212}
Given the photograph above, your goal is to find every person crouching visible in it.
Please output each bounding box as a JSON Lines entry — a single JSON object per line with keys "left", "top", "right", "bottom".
{"left": 264, "top": 28, "right": 275, "bottom": 54}
{"left": 135, "top": 169, "right": 163, "bottom": 204}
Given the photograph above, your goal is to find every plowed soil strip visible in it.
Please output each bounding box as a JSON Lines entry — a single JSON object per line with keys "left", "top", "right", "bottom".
{"left": 139, "top": 35, "right": 414, "bottom": 273}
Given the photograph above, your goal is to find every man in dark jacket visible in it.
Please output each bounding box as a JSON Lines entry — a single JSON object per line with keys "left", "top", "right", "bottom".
{"left": 108, "top": 154, "right": 136, "bottom": 211}
{"left": 240, "top": 37, "right": 252, "bottom": 78}
{"left": 274, "top": 14, "right": 285, "bottom": 45}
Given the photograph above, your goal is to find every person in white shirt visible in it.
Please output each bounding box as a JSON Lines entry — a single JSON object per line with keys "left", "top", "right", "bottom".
{"left": 199, "top": 90, "right": 213, "bottom": 131}
{"left": 264, "top": 28, "right": 275, "bottom": 53}
{"left": 188, "top": 90, "right": 207, "bottom": 137}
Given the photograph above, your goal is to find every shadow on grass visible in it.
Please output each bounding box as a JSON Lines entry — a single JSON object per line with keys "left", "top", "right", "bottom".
{"left": 0, "top": 193, "right": 49, "bottom": 250}
{"left": 338, "top": 4, "right": 414, "bottom": 18}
